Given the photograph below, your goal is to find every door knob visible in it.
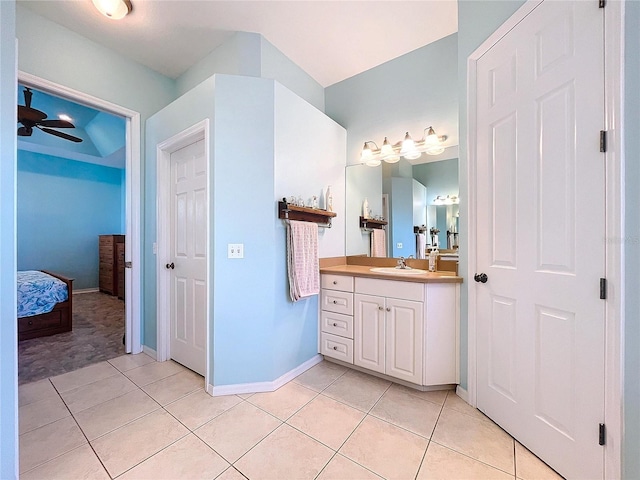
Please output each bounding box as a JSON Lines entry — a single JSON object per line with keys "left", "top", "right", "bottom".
{"left": 474, "top": 273, "right": 488, "bottom": 283}
{"left": 165, "top": 262, "right": 175, "bottom": 270}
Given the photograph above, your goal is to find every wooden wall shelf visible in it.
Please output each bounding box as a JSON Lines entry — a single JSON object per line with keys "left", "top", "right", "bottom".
{"left": 360, "top": 216, "right": 387, "bottom": 230}
{"left": 278, "top": 201, "right": 336, "bottom": 227}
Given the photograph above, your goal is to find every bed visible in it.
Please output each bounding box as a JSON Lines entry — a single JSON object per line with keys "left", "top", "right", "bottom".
{"left": 17, "top": 270, "right": 74, "bottom": 341}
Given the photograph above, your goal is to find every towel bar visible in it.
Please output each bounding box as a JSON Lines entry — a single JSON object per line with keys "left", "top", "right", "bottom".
{"left": 278, "top": 200, "right": 335, "bottom": 228}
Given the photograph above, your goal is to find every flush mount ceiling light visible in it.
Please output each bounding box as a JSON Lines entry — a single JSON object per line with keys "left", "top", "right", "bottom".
{"left": 92, "top": 0, "right": 132, "bottom": 20}
{"left": 360, "top": 126, "right": 448, "bottom": 166}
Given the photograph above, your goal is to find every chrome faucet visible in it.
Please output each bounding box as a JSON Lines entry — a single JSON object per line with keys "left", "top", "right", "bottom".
{"left": 396, "top": 255, "right": 414, "bottom": 269}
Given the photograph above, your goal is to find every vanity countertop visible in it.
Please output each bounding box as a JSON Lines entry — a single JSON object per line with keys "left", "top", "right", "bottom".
{"left": 320, "top": 264, "right": 463, "bottom": 284}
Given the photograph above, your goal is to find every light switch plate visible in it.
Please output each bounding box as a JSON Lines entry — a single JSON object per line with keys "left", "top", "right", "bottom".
{"left": 396, "top": 242, "right": 403, "bottom": 249}
{"left": 228, "top": 243, "right": 244, "bottom": 259}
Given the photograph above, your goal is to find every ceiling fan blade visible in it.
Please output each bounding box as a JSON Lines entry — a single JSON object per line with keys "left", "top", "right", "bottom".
{"left": 24, "top": 87, "right": 32, "bottom": 108}
{"left": 39, "top": 127, "right": 83, "bottom": 143}
{"left": 17, "top": 126, "right": 32, "bottom": 137}
{"left": 18, "top": 105, "right": 47, "bottom": 122}
{"left": 37, "top": 119, "right": 75, "bottom": 128}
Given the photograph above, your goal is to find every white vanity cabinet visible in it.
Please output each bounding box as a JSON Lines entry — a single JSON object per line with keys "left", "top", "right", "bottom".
{"left": 319, "top": 272, "right": 459, "bottom": 388}
{"left": 354, "top": 278, "right": 424, "bottom": 384}
{"left": 319, "top": 275, "right": 354, "bottom": 364}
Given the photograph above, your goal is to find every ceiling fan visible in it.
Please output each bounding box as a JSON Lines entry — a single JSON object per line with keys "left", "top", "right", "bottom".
{"left": 17, "top": 87, "right": 83, "bottom": 143}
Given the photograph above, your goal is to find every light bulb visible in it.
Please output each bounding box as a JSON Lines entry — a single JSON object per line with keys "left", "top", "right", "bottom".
{"left": 380, "top": 137, "right": 400, "bottom": 163}
{"left": 425, "top": 126, "right": 439, "bottom": 147}
{"left": 360, "top": 142, "right": 373, "bottom": 163}
{"left": 366, "top": 157, "right": 381, "bottom": 167}
{"left": 400, "top": 132, "right": 420, "bottom": 159}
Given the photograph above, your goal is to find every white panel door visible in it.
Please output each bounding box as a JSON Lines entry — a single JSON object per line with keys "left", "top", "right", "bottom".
{"left": 475, "top": 2, "right": 605, "bottom": 478}
{"left": 169, "top": 139, "right": 207, "bottom": 376}
{"left": 354, "top": 294, "right": 385, "bottom": 374}
{"left": 385, "top": 298, "right": 423, "bottom": 384}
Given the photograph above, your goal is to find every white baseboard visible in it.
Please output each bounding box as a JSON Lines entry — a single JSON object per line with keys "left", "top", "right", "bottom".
{"left": 142, "top": 346, "right": 157, "bottom": 360}
{"left": 456, "top": 385, "right": 469, "bottom": 403}
{"left": 73, "top": 288, "right": 99, "bottom": 295}
{"left": 210, "top": 354, "right": 322, "bottom": 397}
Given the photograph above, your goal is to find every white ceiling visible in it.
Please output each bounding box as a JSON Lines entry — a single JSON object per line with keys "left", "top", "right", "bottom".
{"left": 18, "top": 0, "right": 458, "bottom": 87}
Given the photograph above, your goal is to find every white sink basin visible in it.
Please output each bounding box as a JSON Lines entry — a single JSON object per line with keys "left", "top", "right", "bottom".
{"left": 370, "top": 267, "right": 428, "bottom": 275}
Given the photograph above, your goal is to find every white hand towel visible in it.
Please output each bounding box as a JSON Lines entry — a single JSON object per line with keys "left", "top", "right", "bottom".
{"left": 286, "top": 220, "right": 320, "bottom": 302}
{"left": 416, "top": 233, "right": 426, "bottom": 259}
{"left": 370, "top": 229, "right": 386, "bottom": 257}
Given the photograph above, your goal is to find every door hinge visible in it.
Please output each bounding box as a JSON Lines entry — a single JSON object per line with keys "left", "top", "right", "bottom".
{"left": 125, "top": 261, "right": 132, "bottom": 269}
{"left": 600, "top": 130, "right": 607, "bottom": 152}
{"left": 599, "top": 0, "right": 606, "bottom": 8}
{"left": 599, "top": 423, "right": 606, "bottom": 445}
{"left": 600, "top": 278, "right": 607, "bottom": 299}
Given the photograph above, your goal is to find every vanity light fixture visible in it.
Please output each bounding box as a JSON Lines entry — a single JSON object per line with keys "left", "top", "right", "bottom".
{"left": 360, "top": 126, "right": 447, "bottom": 166}
{"left": 92, "top": 0, "right": 132, "bottom": 19}
{"left": 434, "top": 195, "right": 459, "bottom": 205}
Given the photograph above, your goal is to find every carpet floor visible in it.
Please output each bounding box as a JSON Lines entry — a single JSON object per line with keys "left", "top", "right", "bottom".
{"left": 18, "top": 292, "right": 125, "bottom": 385}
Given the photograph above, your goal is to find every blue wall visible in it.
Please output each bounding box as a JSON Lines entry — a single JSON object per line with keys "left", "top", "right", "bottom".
{"left": 624, "top": 1, "right": 640, "bottom": 477}
{"left": 0, "top": 2, "right": 17, "bottom": 477}
{"left": 412, "top": 158, "right": 459, "bottom": 203}
{"left": 17, "top": 151, "right": 124, "bottom": 289}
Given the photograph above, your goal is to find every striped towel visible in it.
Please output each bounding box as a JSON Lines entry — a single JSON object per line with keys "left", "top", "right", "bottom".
{"left": 287, "top": 220, "right": 320, "bottom": 302}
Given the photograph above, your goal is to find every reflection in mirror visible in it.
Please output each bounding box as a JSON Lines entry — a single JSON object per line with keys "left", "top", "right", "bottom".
{"left": 346, "top": 157, "right": 458, "bottom": 259}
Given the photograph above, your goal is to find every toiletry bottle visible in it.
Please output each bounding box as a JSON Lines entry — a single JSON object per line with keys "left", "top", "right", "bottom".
{"left": 429, "top": 247, "right": 438, "bottom": 272}
{"left": 326, "top": 185, "right": 333, "bottom": 212}
{"left": 312, "top": 195, "right": 318, "bottom": 209}
{"left": 363, "top": 198, "right": 370, "bottom": 219}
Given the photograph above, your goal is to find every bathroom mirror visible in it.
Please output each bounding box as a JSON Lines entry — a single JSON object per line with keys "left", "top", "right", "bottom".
{"left": 345, "top": 157, "right": 459, "bottom": 258}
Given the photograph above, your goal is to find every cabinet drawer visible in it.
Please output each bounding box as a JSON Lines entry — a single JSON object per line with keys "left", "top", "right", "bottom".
{"left": 321, "top": 274, "right": 354, "bottom": 292}
{"left": 19, "top": 311, "right": 62, "bottom": 332}
{"left": 321, "top": 290, "right": 353, "bottom": 315}
{"left": 320, "top": 332, "right": 353, "bottom": 364}
{"left": 355, "top": 277, "right": 424, "bottom": 302}
{"left": 321, "top": 311, "right": 353, "bottom": 339}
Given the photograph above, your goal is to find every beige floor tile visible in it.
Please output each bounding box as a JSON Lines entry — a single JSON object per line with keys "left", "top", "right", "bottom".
{"left": 339, "top": 416, "right": 428, "bottom": 480}
{"left": 50, "top": 361, "right": 119, "bottom": 393}
{"left": 19, "top": 416, "right": 87, "bottom": 474}
{"left": 91, "top": 409, "right": 189, "bottom": 478}
{"left": 418, "top": 442, "right": 513, "bottom": 480}
{"left": 288, "top": 394, "right": 365, "bottom": 450}
{"left": 235, "top": 424, "right": 333, "bottom": 480}
{"left": 515, "top": 442, "right": 563, "bottom": 480}
{"left": 317, "top": 454, "right": 383, "bottom": 480}
{"left": 389, "top": 383, "right": 450, "bottom": 406}
{"left": 75, "top": 388, "right": 160, "bottom": 440}
{"left": 444, "top": 392, "right": 491, "bottom": 422}
{"left": 60, "top": 373, "right": 137, "bottom": 413}
{"left": 19, "top": 395, "right": 70, "bottom": 435}
{"left": 142, "top": 370, "right": 204, "bottom": 406}
{"left": 195, "top": 401, "right": 281, "bottom": 463}
{"left": 108, "top": 352, "right": 156, "bottom": 372}
{"left": 20, "top": 444, "right": 109, "bottom": 480}
{"left": 118, "top": 434, "right": 229, "bottom": 480}
{"left": 370, "top": 386, "right": 442, "bottom": 438}
{"left": 19, "top": 379, "right": 58, "bottom": 407}
{"left": 216, "top": 466, "right": 248, "bottom": 480}
{"left": 322, "top": 369, "right": 391, "bottom": 412}
{"left": 293, "top": 361, "right": 348, "bottom": 392}
{"left": 124, "top": 360, "right": 188, "bottom": 387}
{"left": 237, "top": 393, "right": 253, "bottom": 400}
{"left": 247, "top": 382, "right": 317, "bottom": 420}
{"left": 165, "top": 390, "right": 241, "bottom": 430}
{"left": 432, "top": 408, "right": 514, "bottom": 475}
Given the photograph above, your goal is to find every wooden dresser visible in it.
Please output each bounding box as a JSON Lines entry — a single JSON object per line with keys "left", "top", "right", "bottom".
{"left": 99, "top": 235, "right": 125, "bottom": 296}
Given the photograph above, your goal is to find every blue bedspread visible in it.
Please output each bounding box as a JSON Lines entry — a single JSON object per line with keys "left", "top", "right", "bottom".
{"left": 17, "top": 271, "right": 68, "bottom": 319}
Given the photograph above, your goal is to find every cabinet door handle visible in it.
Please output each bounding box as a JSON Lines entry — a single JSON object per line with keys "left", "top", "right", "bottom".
{"left": 333, "top": 323, "right": 338, "bottom": 326}
{"left": 386, "top": 307, "right": 391, "bottom": 312}
{"left": 333, "top": 346, "right": 338, "bottom": 350}
{"left": 378, "top": 306, "right": 384, "bottom": 310}
{"left": 333, "top": 300, "right": 338, "bottom": 304}
{"left": 333, "top": 281, "right": 338, "bottom": 285}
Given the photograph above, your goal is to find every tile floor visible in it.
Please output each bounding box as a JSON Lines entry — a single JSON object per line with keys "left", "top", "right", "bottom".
{"left": 18, "top": 354, "right": 564, "bottom": 480}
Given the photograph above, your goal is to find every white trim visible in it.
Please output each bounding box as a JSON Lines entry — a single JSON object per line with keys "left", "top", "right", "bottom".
{"left": 156, "top": 119, "right": 211, "bottom": 389}
{"left": 465, "top": 1, "right": 623, "bottom": 476}
{"left": 142, "top": 345, "right": 157, "bottom": 360}
{"left": 210, "top": 354, "right": 323, "bottom": 397}
{"left": 72, "top": 288, "right": 100, "bottom": 295}
{"left": 455, "top": 385, "right": 469, "bottom": 403}
{"left": 17, "top": 71, "right": 142, "bottom": 356}
{"left": 603, "top": 1, "right": 624, "bottom": 478}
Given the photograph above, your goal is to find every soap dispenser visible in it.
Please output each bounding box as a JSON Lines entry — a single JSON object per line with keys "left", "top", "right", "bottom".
{"left": 363, "top": 198, "right": 370, "bottom": 219}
